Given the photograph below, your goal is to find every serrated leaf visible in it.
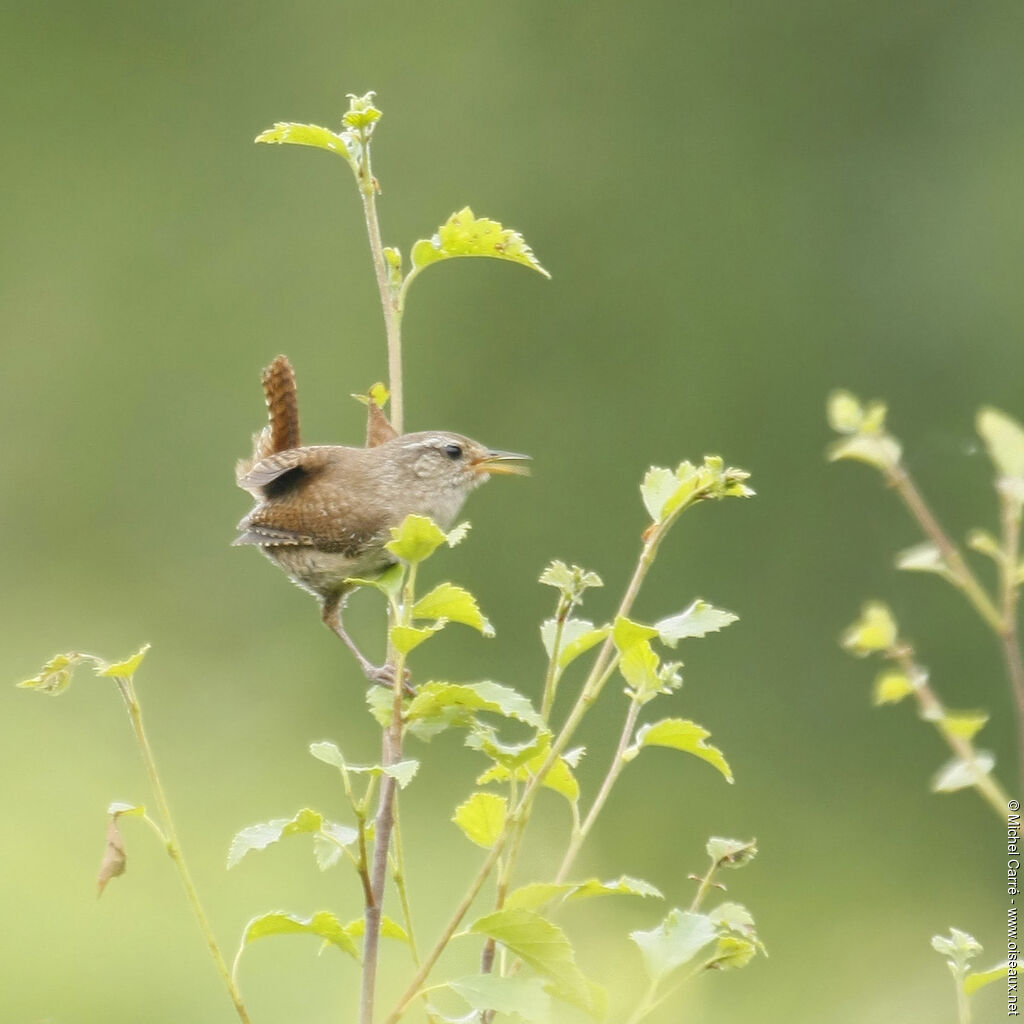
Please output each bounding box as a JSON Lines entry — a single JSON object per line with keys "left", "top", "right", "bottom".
{"left": 309, "top": 741, "right": 346, "bottom": 770}
{"left": 410, "top": 207, "right": 549, "bottom": 278}
{"left": 706, "top": 837, "right": 758, "bottom": 868}
{"left": 453, "top": 792, "right": 507, "bottom": 848}
{"left": 613, "top": 617, "right": 662, "bottom": 700}
{"left": 539, "top": 561, "right": 603, "bottom": 601}
{"left": 932, "top": 753, "right": 996, "bottom": 792}
{"left": 240, "top": 910, "right": 359, "bottom": 959}
{"left": 895, "top": 542, "right": 948, "bottom": 576}
{"left": 941, "top": 713, "right": 989, "bottom": 741}
{"left": 391, "top": 622, "right": 445, "bottom": 654}
{"left": 96, "top": 644, "right": 151, "bottom": 678}
{"left": 478, "top": 746, "right": 580, "bottom": 805}
{"left": 707, "top": 901, "right": 757, "bottom": 939}
{"left": 932, "top": 927, "right": 983, "bottom": 969}
{"left": 16, "top": 652, "right": 86, "bottom": 695}
{"left": 631, "top": 909, "right": 719, "bottom": 982}
{"left": 383, "top": 759, "right": 420, "bottom": 788}
{"left": 343, "top": 914, "right": 409, "bottom": 943}
{"left": 978, "top": 407, "right": 1024, "bottom": 480}
{"left": 470, "top": 908, "right": 601, "bottom": 1016}
{"left": 254, "top": 122, "right": 356, "bottom": 165}
{"left": 414, "top": 583, "right": 493, "bottom": 636}
{"left": 841, "top": 602, "right": 898, "bottom": 656}
{"left": 826, "top": 390, "right": 864, "bottom": 434}
{"left": 386, "top": 514, "right": 448, "bottom": 563}
{"left": 227, "top": 809, "right": 357, "bottom": 869}
{"left": 873, "top": 671, "right": 915, "bottom": 705}
{"left": 641, "top": 467, "right": 679, "bottom": 523}
{"left": 964, "top": 962, "right": 1010, "bottom": 995}
{"left": 557, "top": 623, "right": 611, "bottom": 671}
{"left": 341, "top": 91, "right": 382, "bottom": 130}
{"left": 827, "top": 434, "right": 901, "bottom": 471}
{"left": 448, "top": 973, "right": 551, "bottom": 1020}
{"left": 631, "top": 719, "right": 733, "bottom": 783}
{"left": 655, "top": 600, "right": 739, "bottom": 646}
{"left": 445, "top": 522, "right": 472, "bottom": 547}
{"left": 407, "top": 681, "right": 543, "bottom": 730}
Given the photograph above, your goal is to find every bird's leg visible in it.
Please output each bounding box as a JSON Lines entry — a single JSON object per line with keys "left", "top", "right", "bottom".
{"left": 321, "top": 593, "right": 412, "bottom": 692}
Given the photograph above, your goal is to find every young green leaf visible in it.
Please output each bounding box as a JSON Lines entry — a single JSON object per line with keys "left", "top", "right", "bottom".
{"left": 967, "top": 528, "right": 1003, "bottom": 562}
{"left": 343, "top": 915, "right": 409, "bottom": 943}
{"left": 386, "top": 514, "right": 448, "bottom": 563}
{"left": 477, "top": 746, "right": 580, "bottom": 805}
{"left": 826, "top": 390, "right": 865, "bottom": 434}
{"left": 932, "top": 927, "right": 983, "bottom": 971}
{"left": 707, "top": 901, "right": 758, "bottom": 941}
{"left": 96, "top": 644, "right": 151, "bottom": 678}
{"left": 872, "top": 671, "right": 915, "bottom": 705}
{"left": 964, "top": 962, "right": 1010, "bottom": 995}
{"left": 941, "top": 713, "right": 989, "bottom": 741}
{"left": 706, "top": 837, "right": 758, "bottom": 868}
{"left": 239, "top": 910, "right": 359, "bottom": 959}
{"left": 613, "top": 617, "right": 662, "bottom": 700}
{"left": 841, "top": 602, "right": 898, "bottom": 656}
{"left": 309, "top": 740, "right": 346, "bottom": 770}
{"left": 448, "top": 973, "right": 551, "bottom": 1021}
{"left": 655, "top": 600, "right": 739, "bottom": 646}
{"left": 413, "top": 582, "right": 494, "bottom": 636}
{"left": 506, "top": 876, "right": 662, "bottom": 912}
{"left": 391, "top": 622, "right": 445, "bottom": 654}
{"left": 409, "top": 207, "right": 549, "bottom": 279}
{"left": 406, "top": 681, "right": 544, "bottom": 730}
{"left": 16, "top": 652, "right": 87, "bottom": 695}
{"left": 539, "top": 561, "right": 603, "bottom": 602}
{"left": 227, "top": 809, "right": 357, "bottom": 868}
{"left": 255, "top": 122, "right": 356, "bottom": 166}
{"left": 932, "top": 753, "right": 996, "bottom": 792}
{"left": 702, "top": 935, "right": 757, "bottom": 971}
{"left": 470, "top": 908, "right": 601, "bottom": 1016}
{"left": 894, "top": 542, "right": 948, "bottom": 576}
{"left": 977, "top": 407, "right": 1024, "bottom": 480}
{"left": 628, "top": 718, "right": 733, "bottom": 783}
{"left": 452, "top": 791, "right": 507, "bottom": 848}
{"left": 631, "top": 908, "right": 719, "bottom": 982}
{"left": 345, "top": 562, "right": 404, "bottom": 598}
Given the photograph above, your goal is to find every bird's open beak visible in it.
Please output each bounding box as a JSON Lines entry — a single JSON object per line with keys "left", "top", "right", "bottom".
{"left": 472, "top": 450, "right": 532, "bottom": 476}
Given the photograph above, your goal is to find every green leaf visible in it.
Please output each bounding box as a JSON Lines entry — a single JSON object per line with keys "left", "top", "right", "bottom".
{"left": 470, "top": 908, "right": 602, "bottom": 1016}
{"left": 872, "top": 671, "right": 915, "bottom": 705}
{"left": 391, "top": 623, "right": 445, "bottom": 654}
{"left": 641, "top": 458, "right": 754, "bottom": 524}
{"left": 16, "top": 652, "right": 87, "bottom": 695}
{"left": 239, "top": 910, "right": 359, "bottom": 960}
{"left": 895, "top": 542, "right": 949, "bottom": 576}
{"left": 703, "top": 935, "right": 757, "bottom": 971}
{"left": 827, "top": 434, "right": 902, "bottom": 471}
{"left": 254, "top": 122, "right": 356, "bottom": 165}
{"left": 343, "top": 914, "right": 409, "bottom": 943}
{"left": 826, "top": 390, "right": 865, "bottom": 434}
{"left": 410, "top": 207, "right": 549, "bottom": 279}
{"left": 476, "top": 744, "right": 580, "bottom": 805}
{"left": 96, "top": 644, "right": 151, "bottom": 678}
{"left": 932, "top": 928, "right": 983, "bottom": 972}
{"left": 841, "top": 602, "right": 898, "bottom": 656}
{"left": 452, "top": 791, "right": 507, "bottom": 848}
{"left": 341, "top": 91, "right": 382, "bottom": 130}
{"left": 385, "top": 514, "right": 448, "bottom": 563}
{"left": 941, "top": 713, "right": 989, "bottom": 741}
{"left": 964, "top": 962, "right": 1010, "bottom": 995}
{"left": 383, "top": 759, "right": 420, "bottom": 788}
{"left": 706, "top": 837, "right": 758, "bottom": 868}
{"left": 309, "top": 741, "right": 346, "bottom": 770}
{"left": 506, "top": 875, "right": 662, "bottom": 913}
{"left": 655, "top": 600, "right": 739, "bottom": 646}
{"left": 932, "top": 753, "right": 996, "bottom": 792}
{"left": 539, "top": 561, "right": 603, "bottom": 601}
{"left": 227, "top": 809, "right": 357, "bottom": 869}
{"left": 978, "top": 407, "right": 1024, "bottom": 480}
{"left": 613, "top": 617, "right": 662, "bottom": 700}
{"left": 448, "top": 973, "right": 551, "bottom": 1020}
{"left": 631, "top": 908, "right": 719, "bottom": 982}
{"left": 406, "top": 681, "right": 544, "bottom": 730}
{"left": 345, "top": 562, "right": 404, "bottom": 598}
{"left": 967, "top": 528, "right": 1003, "bottom": 562}
{"left": 414, "top": 582, "right": 494, "bottom": 636}
{"left": 629, "top": 718, "right": 733, "bottom": 783}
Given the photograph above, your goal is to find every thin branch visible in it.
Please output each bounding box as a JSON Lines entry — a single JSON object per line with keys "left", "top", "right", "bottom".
{"left": 998, "top": 490, "right": 1024, "bottom": 791}
{"left": 113, "top": 677, "right": 252, "bottom": 1024}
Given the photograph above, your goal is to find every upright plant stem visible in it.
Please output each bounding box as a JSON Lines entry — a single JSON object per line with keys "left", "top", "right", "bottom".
{"left": 355, "top": 128, "right": 404, "bottom": 434}
{"left": 998, "top": 493, "right": 1024, "bottom": 792}
{"left": 114, "top": 677, "right": 252, "bottom": 1024}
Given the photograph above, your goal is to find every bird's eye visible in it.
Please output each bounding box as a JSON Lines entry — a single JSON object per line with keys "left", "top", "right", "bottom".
{"left": 444, "top": 443, "right": 463, "bottom": 460}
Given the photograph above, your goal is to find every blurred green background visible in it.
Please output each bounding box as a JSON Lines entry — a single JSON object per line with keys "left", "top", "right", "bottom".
{"left": 3, "top": 3, "right": 1022, "bottom": 1022}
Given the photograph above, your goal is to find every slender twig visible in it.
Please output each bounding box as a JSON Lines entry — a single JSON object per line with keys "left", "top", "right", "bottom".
{"left": 555, "top": 690, "right": 638, "bottom": 884}
{"left": 885, "top": 464, "right": 1002, "bottom": 632}
{"left": 113, "top": 677, "right": 252, "bottom": 1024}
{"left": 997, "top": 490, "right": 1024, "bottom": 790}
{"left": 888, "top": 647, "right": 1010, "bottom": 817}
{"left": 354, "top": 124, "right": 403, "bottom": 434}
{"left": 540, "top": 597, "right": 570, "bottom": 720}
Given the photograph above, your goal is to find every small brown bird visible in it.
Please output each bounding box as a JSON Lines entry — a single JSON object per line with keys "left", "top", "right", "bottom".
{"left": 235, "top": 356, "right": 528, "bottom": 683}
